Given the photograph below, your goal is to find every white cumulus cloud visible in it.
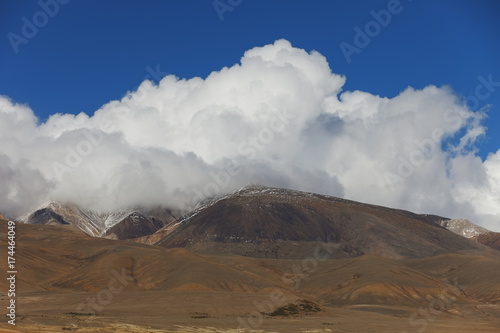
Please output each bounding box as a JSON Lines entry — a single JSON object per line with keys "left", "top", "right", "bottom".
{"left": 0, "top": 39, "right": 499, "bottom": 231}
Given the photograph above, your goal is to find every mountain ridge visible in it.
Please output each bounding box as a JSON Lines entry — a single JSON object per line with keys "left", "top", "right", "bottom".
{"left": 16, "top": 186, "right": 499, "bottom": 253}
{"left": 3, "top": 186, "right": 500, "bottom": 332}
{"left": 154, "top": 186, "right": 484, "bottom": 259}
{"left": 20, "top": 202, "right": 180, "bottom": 240}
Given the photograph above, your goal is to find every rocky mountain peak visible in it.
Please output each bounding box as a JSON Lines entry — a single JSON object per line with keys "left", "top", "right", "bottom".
{"left": 438, "top": 218, "right": 490, "bottom": 238}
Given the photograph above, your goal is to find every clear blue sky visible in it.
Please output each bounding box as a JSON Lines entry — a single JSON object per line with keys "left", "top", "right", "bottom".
{"left": 1, "top": 0, "right": 499, "bottom": 159}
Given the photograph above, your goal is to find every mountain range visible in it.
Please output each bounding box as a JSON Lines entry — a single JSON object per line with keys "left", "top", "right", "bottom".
{"left": 16, "top": 185, "right": 500, "bottom": 253}
{"left": 19, "top": 201, "right": 180, "bottom": 240}
{"left": 1, "top": 185, "right": 500, "bottom": 332}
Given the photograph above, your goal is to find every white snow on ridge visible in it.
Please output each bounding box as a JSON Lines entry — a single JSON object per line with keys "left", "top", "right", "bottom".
{"left": 438, "top": 219, "right": 489, "bottom": 238}
{"left": 20, "top": 201, "right": 141, "bottom": 237}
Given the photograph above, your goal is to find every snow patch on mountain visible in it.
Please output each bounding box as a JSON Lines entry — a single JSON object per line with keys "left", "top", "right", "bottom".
{"left": 20, "top": 202, "right": 177, "bottom": 239}
{"left": 438, "top": 219, "right": 490, "bottom": 238}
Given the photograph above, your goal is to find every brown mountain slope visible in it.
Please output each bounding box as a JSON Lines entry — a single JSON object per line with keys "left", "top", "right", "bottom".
{"left": 103, "top": 212, "right": 163, "bottom": 240}
{"left": 2, "top": 222, "right": 499, "bottom": 307}
{"left": 0, "top": 222, "right": 284, "bottom": 293}
{"left": 472, "top": 231, "right": 500, "bottom": 251}
{"left": 405, "top": 249, "right": 500, "bottom": 303}
{"left": 1, "top": 219, "right": 500, "bottom": 332}
{"left": 299, "top": 253, "right": 467, "bottom": 307}
{"left": 134, "top": 219, "right": 183, "bottom": 245}
{"left": 155, "top": 186, "right": 482, "bottom": 259}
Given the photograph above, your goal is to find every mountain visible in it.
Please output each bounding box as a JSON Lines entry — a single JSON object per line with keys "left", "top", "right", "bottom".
{"left": 103, "top": 211, "right": 163, "bottom": 240}
{"left": 135, "top": 219, "right": 184, "bottom": 245}
{"left": 3, "top": 187, "right": 500, "bottom": 332}
{"left": 437, "top": 218, "right": 500, "bottom": 251}
{"left": 472, "top": 231, "right": 500, "bottom": 251}
{"left": 154, "top": 186, "right": 482, "bottom": 259}
{"left": 437, "top": 218, "right": 490, "bottom": 238}
{"left": 3, "top": 223, "right": 279, "bottom": 293}
{"left": 2, "top": 216, "right": 500, "bottom": 332}
{"left": 21, "top": 202, "right": 179, "bottom": 240}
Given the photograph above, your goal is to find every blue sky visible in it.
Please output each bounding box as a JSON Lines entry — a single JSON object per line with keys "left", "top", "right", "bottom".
{"left": 1, "top": 0, "right": 499, "bottom": 161}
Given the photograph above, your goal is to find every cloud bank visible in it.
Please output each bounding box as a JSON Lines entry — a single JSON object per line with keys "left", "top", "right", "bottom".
{"left": 1, "top": 39, "right": 499, "bottom": 231}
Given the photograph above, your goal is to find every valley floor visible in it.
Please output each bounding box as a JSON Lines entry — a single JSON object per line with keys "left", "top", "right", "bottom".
{"left": 1, "top": 291, "right": 500, "bottom": 333}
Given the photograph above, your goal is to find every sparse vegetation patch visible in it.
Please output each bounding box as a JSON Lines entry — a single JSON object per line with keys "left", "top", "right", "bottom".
{"left": 263, "top": 299, "right": 322, "bottom": 317}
